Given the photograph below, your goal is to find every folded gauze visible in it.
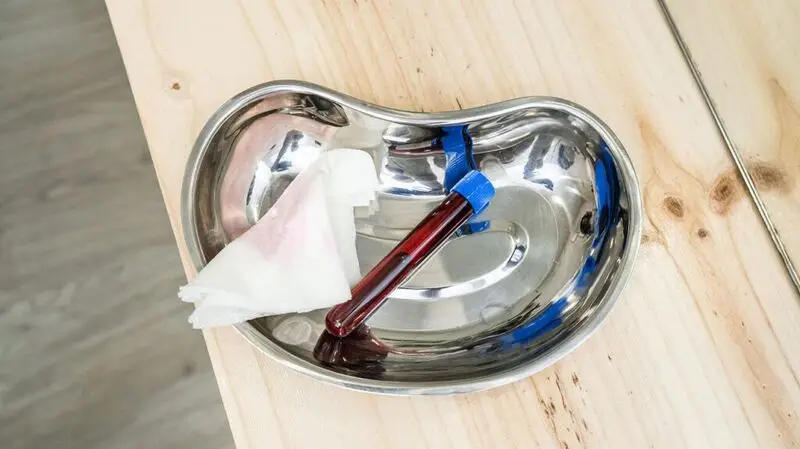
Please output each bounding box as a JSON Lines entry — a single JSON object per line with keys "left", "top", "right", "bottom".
{"left": 179, "top": 149, "right": 379, "bottom": 329}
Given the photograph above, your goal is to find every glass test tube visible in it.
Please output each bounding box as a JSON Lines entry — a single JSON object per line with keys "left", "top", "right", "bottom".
{"left": 325, "top": 191, "right": 475, "bottom": 337}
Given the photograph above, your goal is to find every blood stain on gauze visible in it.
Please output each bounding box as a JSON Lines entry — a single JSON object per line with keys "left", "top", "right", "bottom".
{"left": 180, "top": 149, "right": 379, "bottom": 329}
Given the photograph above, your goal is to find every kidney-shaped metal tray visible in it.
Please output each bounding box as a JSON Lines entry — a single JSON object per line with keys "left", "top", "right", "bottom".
{"left": 182, "top": 81, "right": 642, "bottom": 394}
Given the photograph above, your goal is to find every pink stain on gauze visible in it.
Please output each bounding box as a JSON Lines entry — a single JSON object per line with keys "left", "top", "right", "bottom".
{"left": 179, "top": 149, "right": 379, "bottom": 329}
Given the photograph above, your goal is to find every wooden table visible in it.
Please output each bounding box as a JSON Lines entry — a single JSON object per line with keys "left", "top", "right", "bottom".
{"left": 105, "top": 1, "right": 800, "bottom": 447}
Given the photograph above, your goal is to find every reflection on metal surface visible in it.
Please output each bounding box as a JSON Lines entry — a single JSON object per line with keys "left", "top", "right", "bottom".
{"left": 313, "top": 327, "right": 390, "bottom": 379}
{"left": 182, "top": 81, "right": 642, "bottom": 394}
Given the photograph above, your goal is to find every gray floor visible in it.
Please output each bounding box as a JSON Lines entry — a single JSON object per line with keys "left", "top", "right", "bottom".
{"left": 0, "top": 1, "right": 234, "bottom": 448}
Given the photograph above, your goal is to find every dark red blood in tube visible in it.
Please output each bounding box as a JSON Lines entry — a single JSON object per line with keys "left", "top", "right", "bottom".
{"left": 325, "top": 191, "right": 474, "bottom": 337}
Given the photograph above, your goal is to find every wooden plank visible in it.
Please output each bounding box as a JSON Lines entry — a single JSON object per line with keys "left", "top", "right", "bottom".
{"left": 105, "top": 0, "right": 800, "bottom": 447}
{"left": 663, "top": 0, "right": 800, "bottom": 282}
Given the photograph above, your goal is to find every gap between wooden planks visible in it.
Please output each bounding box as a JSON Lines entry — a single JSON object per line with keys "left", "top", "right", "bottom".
{"left": 665, "top": 0, "right": 800, "bottom": 289}
{"left": 105, "top": 0, "right": 800, "bottom": 448}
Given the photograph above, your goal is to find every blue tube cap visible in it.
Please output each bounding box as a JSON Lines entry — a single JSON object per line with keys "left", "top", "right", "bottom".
{"left": 452, "top": 170, "right": 495, "bottom": 216}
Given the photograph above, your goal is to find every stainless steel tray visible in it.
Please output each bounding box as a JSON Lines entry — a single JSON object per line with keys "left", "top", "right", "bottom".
{"left": 182, "top": 81, "right": 642, "bottom": 395}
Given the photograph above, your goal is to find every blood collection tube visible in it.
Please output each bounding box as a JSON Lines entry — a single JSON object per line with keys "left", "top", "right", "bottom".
{"left": 325, "top": 170, "right": 495, "bottom": 337}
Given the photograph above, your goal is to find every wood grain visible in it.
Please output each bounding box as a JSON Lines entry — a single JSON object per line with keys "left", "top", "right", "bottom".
{"left": 105, "top": 0, "right": 800, "bottom": 447}
{"left": 665, "top": 0, "right": 800, "bottom": 278}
